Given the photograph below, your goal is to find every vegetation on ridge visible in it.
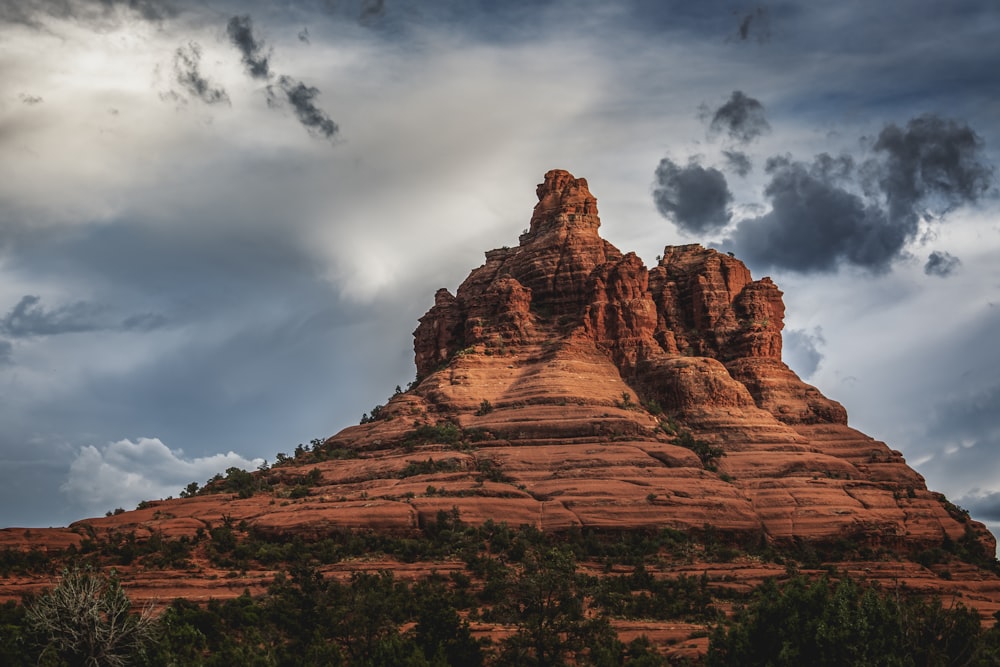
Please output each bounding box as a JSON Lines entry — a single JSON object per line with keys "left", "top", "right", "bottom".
{"left": 4, "top": 519, "right": 1000, "bottom": 665}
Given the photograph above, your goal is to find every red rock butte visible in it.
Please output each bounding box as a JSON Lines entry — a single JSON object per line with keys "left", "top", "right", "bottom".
{"left": 2, "top": 169, "right": 998, "bottom": 616}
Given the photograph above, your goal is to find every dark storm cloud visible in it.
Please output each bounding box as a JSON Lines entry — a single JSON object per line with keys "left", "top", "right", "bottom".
{"left": 267, "top": 75, "right": 339, "bottom": 140}
{"left": 810, "top": 153, "right": 856, "bottom": 183}
{"left": 724, "top": 115, "right": 993, "bottom": 273}
{"left": 298, "top": 27, "right": 310, "bottom": 43}
{"left": 868, "top": 114, "right": 993, "bottom": 230}
{"left": 723, "top": 150, "right": 752, "bottom": 177}
{"left": 173, "top": 42, "right": 229, "bottom": 105}
{"left": 925, "top": 251, "right": 961, "bottom": 277}
{"left": 726, "top": 155, "right": 894, "bottom": 273}
{"left": 653, "top": 157, "right": 732, "bottom": 234}
{"left": 19, "top": 93, "right": 43, "bottom": 105}
{"left": 704, "top": 90, "right": 770, "bottom": 145}
{"left": 959, "top": 491, "right": 1000, "bottom": 522}
{"left": 227, "top": 14, "right": 272, "bottom": 80}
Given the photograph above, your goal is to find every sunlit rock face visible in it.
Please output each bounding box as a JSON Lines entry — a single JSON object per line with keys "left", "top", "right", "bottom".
{"left": 3, "top": 170, "right": 996, "bottom": 615}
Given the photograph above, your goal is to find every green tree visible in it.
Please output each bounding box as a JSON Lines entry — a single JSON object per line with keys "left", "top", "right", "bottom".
{"left": 0, "top": 599, "right": 41, "bottom": 666}
{"left": 496, "top": 546, "right": 595, "bottom": 667}
{"left": 707, "top": 575, "right": 991, "bottom": 667}
{"left": 412, "top": 581, "right": 484, "bottom": 666}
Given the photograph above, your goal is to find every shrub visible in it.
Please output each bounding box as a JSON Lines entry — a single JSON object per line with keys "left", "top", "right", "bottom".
{"left": 642, "top": 398, "right": 664, "bottom": 415}
{"left": 403, "top": 422, "right": 463, "bottom": 449}
{"left": 360, "top": 403, "right": 384, "bottom": 424}
{"left": 674, "top": 430, "right": 725, "bottom": 471}
{"left": 398, "top": 457, "right": 462, "bottom": 479}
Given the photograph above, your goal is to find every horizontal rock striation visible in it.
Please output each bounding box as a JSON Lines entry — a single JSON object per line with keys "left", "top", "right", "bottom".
{"left": 403, "top": 169, "right": 992, "bottom": 553}
{"left": 2, "top": 169, "right": 996, "bottom": 618}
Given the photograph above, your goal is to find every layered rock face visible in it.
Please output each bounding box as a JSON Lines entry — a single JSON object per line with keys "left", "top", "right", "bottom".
{"left": 2, "top": 169, "right": 996, "bottom": 612}
{"left": 402, "top": 169, "right": 990, "bottom": 551}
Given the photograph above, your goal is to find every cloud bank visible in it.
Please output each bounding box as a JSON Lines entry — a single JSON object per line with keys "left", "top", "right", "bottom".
{"left": 656, "top": 111, "right": 994, "bottom": 275}
{"left": 61, "top": 437, "right": 263, "bottom": 515}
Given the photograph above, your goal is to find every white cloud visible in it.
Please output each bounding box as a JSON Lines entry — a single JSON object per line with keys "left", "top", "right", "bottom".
{"left": 61, "top": 437, "right": 263, "bottom": 516}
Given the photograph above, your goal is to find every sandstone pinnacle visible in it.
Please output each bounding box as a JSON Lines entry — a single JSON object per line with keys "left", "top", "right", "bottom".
{"left": 3, "top": 170, "right": 997, "bottom": 621}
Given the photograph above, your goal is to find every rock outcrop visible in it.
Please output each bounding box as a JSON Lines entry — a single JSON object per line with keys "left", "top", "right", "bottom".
{"left": 2, "top": 169, "right": 997, "bottom": 623}
{"left": 401, "top": 169, "right": 991, "bottom": 552}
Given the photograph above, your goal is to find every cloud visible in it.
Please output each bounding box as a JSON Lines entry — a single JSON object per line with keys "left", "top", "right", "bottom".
{"left": 910, "top": 379, "right": 1000, "bottom": 519}
{"left": 225, "top": 14, "right": 337, "bottom": 139}
{"left": 173, "top": 41, "right": 230, "bottom": 105}
{"left": 783, "top": 327, "right": 825, "bottom": 379}
{"left": 926, "top": 382, "right": 1000, "bottom": 450}
{"left": 18, "top": 93, "right": 43, "bottom": 105}
{"left": 957, "top": 490, "right": 1000, "bottom": 522}
{"left": 0, "top": 0, "right": 176, "bottom": 27}
{"left": 1, "top": 295, "right": 105, "bottom": 337}
{"left": 267, "top": 75, "right": 339, "bottom": 140}
{"left": 731, "top": 6, "right": 771, "bottom": 43}
{"left": 653, "top": 157, "right": 732, "bottom": 234}
{"left": 724, "top": 115, "right": 994, "bottom": 274}
{"left": 298, "top": 27, "right": 310, "bottom": 43}
{"left": 0, "top": 295, "right": 168, "bottom": 338}
{"left": 868, "top": 114, "right": 994, "bottom": 231}
{"left": 61, "top": 437, "right": 263, "bottom": 515}
{"left": 726, "top": 155, "right": 892, "bottom": 272}
{"left": 0, "top": 340, "right": 11, "bottom": 364}
{"left": 925, "top": 250, "right": 961, "bottom": 277}
{"left": 226, "top": 14, "right": 272, "bottom": 80}
{"left": 704, "top": 90, "right": 770, "bottom": 144}
{"left": 723, "top": 150, "right": 752, "bottom": 177}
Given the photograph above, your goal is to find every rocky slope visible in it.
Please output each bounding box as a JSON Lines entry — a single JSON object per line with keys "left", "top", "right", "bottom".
{"left": 2, "top": 170, "right": 998, "bottom": 627}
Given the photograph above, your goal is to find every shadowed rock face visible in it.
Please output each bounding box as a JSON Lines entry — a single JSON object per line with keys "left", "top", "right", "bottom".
{"left": 2, "top": 169, "right": 997, "bottom": 614}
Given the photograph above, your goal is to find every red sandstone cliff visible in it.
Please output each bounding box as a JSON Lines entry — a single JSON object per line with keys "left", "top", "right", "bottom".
{"left": 2, "top": 169, "right": 996, "bottom": 618}
{"left": 401, "top": 169, "right": 988, "bottom": 551}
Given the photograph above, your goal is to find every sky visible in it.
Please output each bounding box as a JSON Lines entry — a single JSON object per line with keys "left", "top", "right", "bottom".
{"left": 1, "top": 1, "right": 999, "bottom": 539}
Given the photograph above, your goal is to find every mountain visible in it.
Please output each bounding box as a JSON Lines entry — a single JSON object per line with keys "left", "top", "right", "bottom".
{"left": 2, "top": 170, "right": 998, "bottom": 654}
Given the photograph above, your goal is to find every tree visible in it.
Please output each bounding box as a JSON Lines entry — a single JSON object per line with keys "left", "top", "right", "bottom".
{"left": 412, "top": 581, "right": 483, "bottom": 666}
{"left": 26, "top": 567, "right": 157, "bottom": 667}
{"left": 497, "top": 546, "right": 595, "bottom": 667}
{"left": 706, "top": 575, "right": 992, "bottom": 667}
